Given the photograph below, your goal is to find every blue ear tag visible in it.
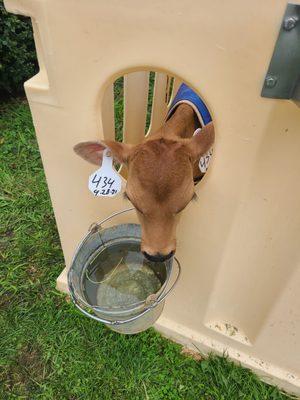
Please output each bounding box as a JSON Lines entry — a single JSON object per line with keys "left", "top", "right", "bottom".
{"left": 88, "top": 149, "right": 122, "bottom": 197}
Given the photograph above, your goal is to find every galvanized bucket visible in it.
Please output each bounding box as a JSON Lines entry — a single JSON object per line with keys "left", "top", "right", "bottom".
{"left": 68, "top": 208, "right": 181, "bottom": 334}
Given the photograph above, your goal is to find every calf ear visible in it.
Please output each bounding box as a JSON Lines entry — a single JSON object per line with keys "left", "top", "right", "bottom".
{"left": 73, "top": 141, "right": 106, "bottom": 166}
{"left": 187, "top": 122, "right": 215, "bottom": 159}
{"left": 73, "top": 140, "right": 134, "bottom": 166}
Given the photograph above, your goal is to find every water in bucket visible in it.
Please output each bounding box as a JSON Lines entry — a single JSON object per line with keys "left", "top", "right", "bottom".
{"left": 82, "top": 242, "right": 165, "bottom": 309}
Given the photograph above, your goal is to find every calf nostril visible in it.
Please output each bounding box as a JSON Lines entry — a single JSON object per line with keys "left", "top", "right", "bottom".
{"left": 143, "top": 251, "right": 175, "bottom": 262}
{"left": 143, "top": 251, "right": 156, "bottom": 262}
{"left": 166, "top": 250, "right": 175, "bottom": 259}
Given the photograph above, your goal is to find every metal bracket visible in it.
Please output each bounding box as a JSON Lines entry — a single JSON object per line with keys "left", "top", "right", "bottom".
{"left": 261, "top": 3, "right": 300, "bottom": 102}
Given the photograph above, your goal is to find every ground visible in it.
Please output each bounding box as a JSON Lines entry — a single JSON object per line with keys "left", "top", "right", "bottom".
{"left": 0, "top": 100, "right": 294, "bottom": 399}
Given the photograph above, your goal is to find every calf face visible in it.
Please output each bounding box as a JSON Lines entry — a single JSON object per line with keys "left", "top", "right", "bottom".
{"left": 74, "top": 121, "right": 214, "bottom": 261}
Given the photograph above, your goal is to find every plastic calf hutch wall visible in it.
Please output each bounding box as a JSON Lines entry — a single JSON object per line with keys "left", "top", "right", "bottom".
{"left": 4, "top": 0, "right": 300, "bottom": 395}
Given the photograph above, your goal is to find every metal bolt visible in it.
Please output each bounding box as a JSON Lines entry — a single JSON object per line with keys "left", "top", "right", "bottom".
{"left": 265, "top": 75, "right": 278, "bottom": 88}
{"left": 283, "top": 16, "right": 298, "bottom": 31}
{"left": 88, "top": 222, "right": 100, "bottom": 233}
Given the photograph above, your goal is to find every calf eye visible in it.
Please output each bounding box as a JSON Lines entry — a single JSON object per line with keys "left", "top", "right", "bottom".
{"left": 123, "top": 192, "right": 145, "bottom": 215}
{"left": 175, "top": 193, "right": 197, "bottom": 214}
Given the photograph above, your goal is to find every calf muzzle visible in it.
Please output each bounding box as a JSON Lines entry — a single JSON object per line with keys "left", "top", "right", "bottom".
{"left": 142, "top": 251, "right": 175, "bottom": 263}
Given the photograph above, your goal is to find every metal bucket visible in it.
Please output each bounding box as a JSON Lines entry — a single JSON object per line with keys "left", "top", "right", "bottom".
{"left": 68, "top": 208, "right": 181, "bottom": 334}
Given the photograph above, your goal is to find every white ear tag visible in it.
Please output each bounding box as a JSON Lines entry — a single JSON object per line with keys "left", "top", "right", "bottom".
{"left": 88, "top": 149, "right": 122, "bottom": 197}
{"left": 193, "top": 128, "right": 213, "bottom": 173}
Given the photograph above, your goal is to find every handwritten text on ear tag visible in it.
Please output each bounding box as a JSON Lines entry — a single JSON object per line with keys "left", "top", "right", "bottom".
{"left": 194, "top": 128, "right": 213, "bottom": 174}
{"left": 88, "top": 149, "right": 121, "bottom": 197}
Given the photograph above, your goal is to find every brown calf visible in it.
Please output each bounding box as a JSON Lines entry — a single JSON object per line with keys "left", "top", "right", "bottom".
{"left": 74, "top": 103, "right": 214, "bottom": 262}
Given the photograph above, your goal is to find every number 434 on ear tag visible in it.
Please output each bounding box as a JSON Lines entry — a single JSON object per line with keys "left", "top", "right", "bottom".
{"left": 88, "top": 149, "right": 122, "bottom": 197}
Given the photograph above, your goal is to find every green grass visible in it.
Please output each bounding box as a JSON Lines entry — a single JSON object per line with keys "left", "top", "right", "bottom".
{"left": 113, "top": 76, "right": 124, "bottom": 142}
{"left": 0, "top": 99, "right": 294, "bottom": 399}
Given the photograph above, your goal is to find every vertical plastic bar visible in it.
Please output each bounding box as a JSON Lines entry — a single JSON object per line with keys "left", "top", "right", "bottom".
{"left": 147, "top": 72, "right": 169, "bottom": 135}
{"left": 123, "top": 71, "right": 149, "bottom": 144}
{"left": 101, "top": 83, "right": 115, "bottom": 141}
{"left": 169, "top": 77, "right": 183, "bottom": 105}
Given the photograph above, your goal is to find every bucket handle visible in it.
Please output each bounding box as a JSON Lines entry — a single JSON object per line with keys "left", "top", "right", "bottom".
{"left": 88, "top": 207, "right": 135, "bottom": 233}
{"left": 69, "top": 257, "right": 181, "bottom": 326}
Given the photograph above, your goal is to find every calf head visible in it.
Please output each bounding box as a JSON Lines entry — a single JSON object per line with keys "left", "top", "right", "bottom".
{"left": 74, "top": 122, "right": 214, "bottom": 261}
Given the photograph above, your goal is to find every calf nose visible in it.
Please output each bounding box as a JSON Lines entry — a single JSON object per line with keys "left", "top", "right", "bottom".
{"left": 143, "top": 251, "right": 175, "bottom": 263}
